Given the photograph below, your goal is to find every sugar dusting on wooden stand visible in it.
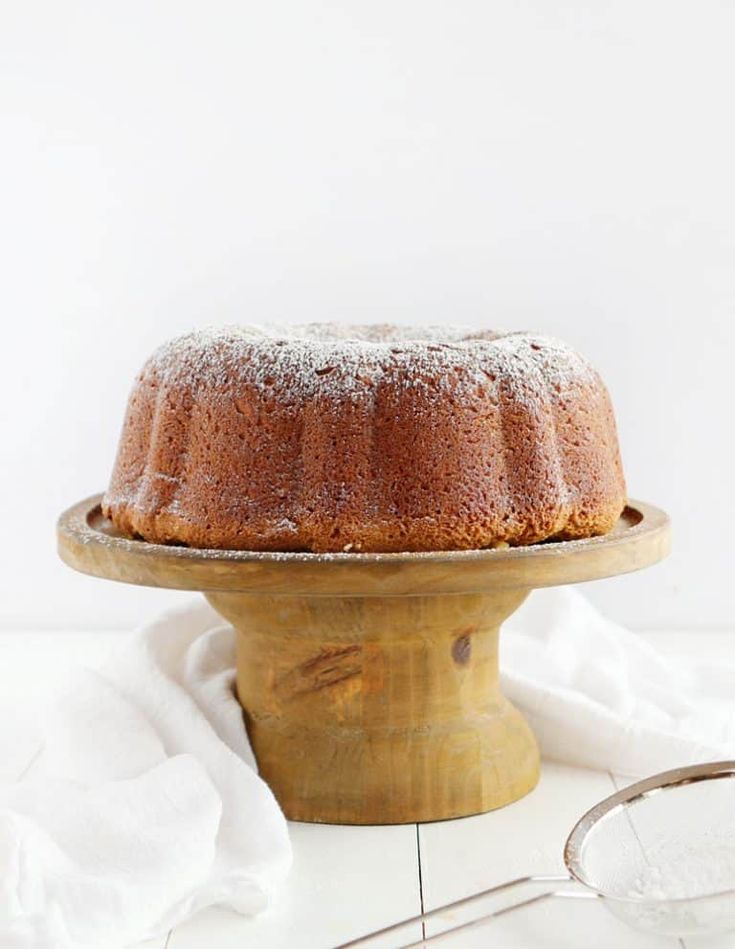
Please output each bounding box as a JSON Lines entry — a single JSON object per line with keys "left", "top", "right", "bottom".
{"left": 58, "top": 495, "right": 670, "bottom": 825}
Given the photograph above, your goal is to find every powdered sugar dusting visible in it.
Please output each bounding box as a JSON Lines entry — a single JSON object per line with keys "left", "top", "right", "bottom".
{"left": 628, "top": 848, "right": 735, "bottom": 901}
{"left": 145, "top": 323, "right": 597, "bottom": 407}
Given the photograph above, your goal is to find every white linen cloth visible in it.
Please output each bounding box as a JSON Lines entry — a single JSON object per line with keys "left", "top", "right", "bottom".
{"left": 0, "top": 601, "right": 291, "bottom": 949}
{"left": 1, "top": 588, "right": 733, "bottom": 947}
{"left": 503, "top": 587, "right": 735, "bottom": 775}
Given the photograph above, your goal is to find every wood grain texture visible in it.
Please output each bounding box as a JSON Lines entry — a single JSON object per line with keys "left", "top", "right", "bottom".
{"left": 209, "top": 587, "right": 538, "bottom": 823}
{"left": 56, "top": 495, "right": 670, "bottom": 824}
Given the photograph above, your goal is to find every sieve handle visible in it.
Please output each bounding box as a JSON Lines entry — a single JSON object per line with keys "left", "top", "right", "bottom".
{"left": 403, "top": 878, "right": 597, "bottom": 946}
{"left": 338, "top": 874, "right": 594, "bottom": 948}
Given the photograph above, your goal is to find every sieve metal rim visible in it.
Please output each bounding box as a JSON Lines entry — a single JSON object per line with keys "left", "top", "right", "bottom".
{"left": 564, "top": 760, "right": 735, "bottom": 905}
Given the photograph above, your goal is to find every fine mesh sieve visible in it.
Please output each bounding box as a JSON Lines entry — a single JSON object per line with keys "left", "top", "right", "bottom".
{"left": 341, "top": 761, "right": 735, "bottom": 946}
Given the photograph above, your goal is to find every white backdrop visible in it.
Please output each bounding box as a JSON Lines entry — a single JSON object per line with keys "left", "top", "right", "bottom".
{"left": 1, "top": 1, "right": 733, "bottom": 630}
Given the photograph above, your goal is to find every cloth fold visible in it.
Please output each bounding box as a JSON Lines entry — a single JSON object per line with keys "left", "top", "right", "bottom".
{"left": 0, "top": 601, "right": 291, "bottom": 949}
{"left": 1, "top": 589, "right": 733, "bottom": 947}
{"left": 503, "top": 588, "right": 735, "bottom": 775}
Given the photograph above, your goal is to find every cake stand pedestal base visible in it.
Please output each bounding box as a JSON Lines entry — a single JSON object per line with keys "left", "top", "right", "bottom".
{"left": 208, "top": 588, "right": 537, "bottom": 824}
{"left": 57, "top": 496, "right": 670, "bottom": 825}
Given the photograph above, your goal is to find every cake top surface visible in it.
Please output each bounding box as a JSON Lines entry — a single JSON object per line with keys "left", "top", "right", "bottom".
{"left": 239, "top": 323, "right": 503, "bottom": 343}
{"left": 142, "top": 324, "right": 599, "bottom": 404}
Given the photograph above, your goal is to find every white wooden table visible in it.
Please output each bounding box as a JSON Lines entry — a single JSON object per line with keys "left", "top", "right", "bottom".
{"left": 1, "top": 629, "right": 733, "bottom": 949}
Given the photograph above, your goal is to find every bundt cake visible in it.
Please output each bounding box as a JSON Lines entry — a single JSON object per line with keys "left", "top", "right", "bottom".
{"left": 103, "top": 324, "right": 626, "bottom": 552}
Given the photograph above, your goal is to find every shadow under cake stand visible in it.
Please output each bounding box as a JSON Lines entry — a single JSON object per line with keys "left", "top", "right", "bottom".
{"left": 58, "top": 495, "right": 670, "bottom": 825}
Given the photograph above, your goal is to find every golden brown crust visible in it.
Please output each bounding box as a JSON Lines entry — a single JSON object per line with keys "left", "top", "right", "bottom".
{"left": 102, "top": 325, "right": 627, "bottom": 552}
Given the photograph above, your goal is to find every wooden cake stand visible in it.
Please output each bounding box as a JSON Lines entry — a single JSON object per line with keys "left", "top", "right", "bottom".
{"left": 58, "top": 495, "right": 670, "bottom": 825}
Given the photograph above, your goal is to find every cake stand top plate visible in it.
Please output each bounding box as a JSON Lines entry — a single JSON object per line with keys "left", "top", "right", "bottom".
{"left": 57, "top": 495, "right": 670, "bottom": 596}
